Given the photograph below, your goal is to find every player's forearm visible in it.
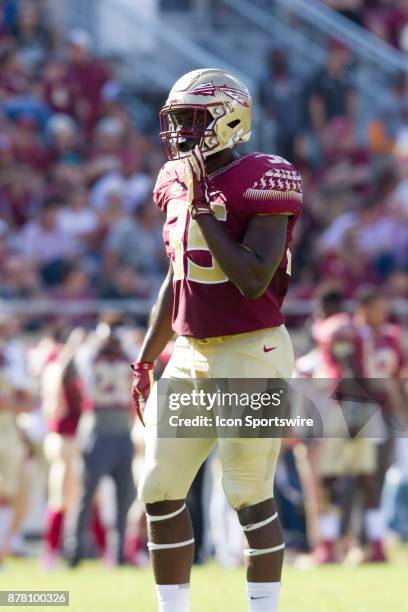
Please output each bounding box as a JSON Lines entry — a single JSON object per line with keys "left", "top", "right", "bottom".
{"left": 195, "top": 215, "right": 279, "bottom": 298}
{"left": 137, "top": 266, "right": 174, "bottom": 362}
{"left": 57, "top": 328, "right": 85, "bottom": 374}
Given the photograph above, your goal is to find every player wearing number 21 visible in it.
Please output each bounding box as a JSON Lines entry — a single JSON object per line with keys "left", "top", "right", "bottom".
{"left": 130, "top": 69, "right": 302, "bottom": 612}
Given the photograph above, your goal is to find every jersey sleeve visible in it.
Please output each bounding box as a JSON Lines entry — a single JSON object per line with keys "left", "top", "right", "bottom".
{"left": 389, "top": 325, "right": 407, "bottom": 374}
{"left": 242, "top": 154, "right": 302, "bottom": 217}
{"left": 153, "top": 160, "right": 184, "bottom": 212}
{"left": 153, "top": 164, "right": 169, "bottom": 212}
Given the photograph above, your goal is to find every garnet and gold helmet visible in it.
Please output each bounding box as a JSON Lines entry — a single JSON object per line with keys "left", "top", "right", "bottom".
{"left": 159, "top": 68, "right": 252, "bottom": 161}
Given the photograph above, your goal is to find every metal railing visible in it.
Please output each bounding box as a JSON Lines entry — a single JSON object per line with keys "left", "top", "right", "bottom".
{"left": 282, "top": 0, "right": 408, "bottom": 72}
{"left": 62, "top": 0, "right": 265, "bottom": 147}
{"left": 0, "top": 299, "right": 153, "bottom": 317}
{"left": 4, "top": 298, "right": 408, "bottom": 321}
{"left": 173, "top": 0, "right": 408, "bottom": 119}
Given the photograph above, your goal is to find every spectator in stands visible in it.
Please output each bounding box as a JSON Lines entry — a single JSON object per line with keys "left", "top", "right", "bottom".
{"left": 259, "top": 48, "right": 304, "bottom": 160}
{"left": 386, "top": 270, "right": 408, "bottom": 299}
{"left": 53, "top": 262, "right": 92, "bottom": 300}
{"left": 47, "top": 114, "right": 84, "bottom": 165}
{"left": 48, "top": 162, "right": 85, "bottom": 200}
{"left": 11, "top": 0, "right": 54, "bottom": 73}
{"left": 0, "top": 163, "right": 43, "bottom": 228}
{"left": 87, "top": 117, "right": 128, "bottom": 183}
{"left": 319, "top": 161, "right": 408, "bottom": 285}
{"left": 57, "top": 186, "right": 99, "bottom": 247}
{"left": 99, "top": 265, "right": 151, "bottom": 301}
{"left": 373, "top": 72, "right": 408, "bottom": 147}
{"left": 66, "top": 29, "right": 111, "bottom": 133}
{"left": 120, "top": 151, "right": 153, "bottom": 213}
{"left": 319, "top": 223, "right": 379, "bottom": 296}
{"left": 319, "top": 116, "right": 371, "bottom": 192}
{"left": 92, "top": 117, "right": 126, "bottom": 157}
{"left": 18, "top": 197, "right": 79, "bottom": 275}
{"left": 42, "top": 56, "right": 78, "bottom": 117}
{"left": 308, "top": 38, "right": 356, "bottom": 139}
{"left": 97, "top": 183, "right": 127, "bottom": 236}
{"left": 11, "top": 115, "right": 48, "bottom": 170}
{"left": 380, "top": 0, "right": 408, "bottom": 50}
{"left": 0, "top": 44, "right": 29, "bottom": 96}
{"left": 1, "top": 254, "right": 41, "bottom": 299}
{"left": 89, "top": 148, "right": 153, "bottom": 215}
{"left": 103, "top": 200, "right": 165, "bottom": 294}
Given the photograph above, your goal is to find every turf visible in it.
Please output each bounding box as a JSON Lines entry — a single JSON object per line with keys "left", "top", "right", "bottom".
{"left": 1, "top": 555, "right": 407, "bottom": 612}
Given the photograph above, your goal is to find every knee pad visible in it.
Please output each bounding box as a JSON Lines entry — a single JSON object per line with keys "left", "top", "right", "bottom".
{"left": 222, "top": 472, "right": 274, "bottom": 511}
{"left": 139, "top": 463, "right": 187, "bottom": 504}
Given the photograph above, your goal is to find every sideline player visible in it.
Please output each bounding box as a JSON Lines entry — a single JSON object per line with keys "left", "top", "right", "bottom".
{"left": 311, "top": 289, "right": 387, "bottom": 563}
{"left": 0, "top": 314, "right": 30, "bottom": 567}
{"left": 354, "top": 289, "right": 408, "bottom": 557}
{"left": 354, "top": 288, "right": 408, "bottom": 422}
{"left": 131, "top": 69, "right": 302, "bottom": 612}
{"left": 68, "top": 316, "right": 135, "bottom": 567}
{"left": 40, "top": 328, "right": 86, "bottom": 568}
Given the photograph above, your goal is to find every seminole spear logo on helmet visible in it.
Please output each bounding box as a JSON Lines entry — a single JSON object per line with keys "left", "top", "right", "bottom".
{"left": 189, "top": 81, "right": 250, "bottom": 107}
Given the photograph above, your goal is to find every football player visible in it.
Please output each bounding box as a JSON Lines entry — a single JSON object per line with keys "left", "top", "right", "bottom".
{"left": 40, "top": 328, "right": 86, "bottom": 568}
{"left": 131, "top": 69, "right": 302, "bottom": 612}
{"left": 67, "top": 315, "right": 136, "bottom": 567}
{"left": 0, "top": 313, "right": 30, "bottom": 568}
{"left": 354, "top": 288, "right": 408, "bottom": 381}
{"left": 311, "top": 289, "right": 387, "bottom": 563}
{"left": 354, "top": 289, "right": 408, "bottom": 560}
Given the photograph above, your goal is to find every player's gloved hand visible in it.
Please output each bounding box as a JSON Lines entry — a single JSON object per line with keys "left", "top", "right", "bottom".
{"left": 130, "top": 361, "right": 154, "bottom": 426}
{"left": 185, "top": 146, "right": 214, "bottom": 219}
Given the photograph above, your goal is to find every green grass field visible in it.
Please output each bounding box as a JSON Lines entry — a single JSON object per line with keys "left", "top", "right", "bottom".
{"left": 1, "top": 554, "right": 408, "bottom": 612}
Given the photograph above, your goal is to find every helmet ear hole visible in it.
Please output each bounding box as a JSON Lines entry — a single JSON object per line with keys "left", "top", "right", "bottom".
{"left": 227, "top": 119, "right": 240, "bottom": 129}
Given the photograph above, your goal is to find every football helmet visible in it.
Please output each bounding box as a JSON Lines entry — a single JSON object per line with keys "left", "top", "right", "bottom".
{"left": 160, "top": 68, "right": 252, "bottom": 160}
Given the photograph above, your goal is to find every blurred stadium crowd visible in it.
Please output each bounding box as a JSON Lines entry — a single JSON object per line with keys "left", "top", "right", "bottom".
{"left": 0, "top": 1, "right": 408, "bottom": 307}
{"left": 0, "top": 0, "right": 408, "bottom": 574}
{"left": 0, "top": 0, "right": 166, "bottom": 307}
{"left": 325, "top": 0, "right": 408, "bottom": 50}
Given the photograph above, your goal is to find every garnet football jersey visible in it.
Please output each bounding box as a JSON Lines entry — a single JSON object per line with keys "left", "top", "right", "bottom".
{"left": 312, "top": 313, "right": 366, "bottom": 380}
{"left": 154, "top": 152, "right": 302, "bottom": 338}
{"left": 362, "top": 323, "right": 406, "bottom": 378}
{"left": 48, "top": 367, "right": 83, "bottom": 436}
{"left": 76, "top": 337, "right": 133, "bottom": 412}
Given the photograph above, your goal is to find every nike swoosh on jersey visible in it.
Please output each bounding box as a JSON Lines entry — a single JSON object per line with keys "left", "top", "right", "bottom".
{"left": 250, "top": 596, "right": 269, "bottom": 600}
{"left": 263, "top": 346, "right": 276, "bottom": 353}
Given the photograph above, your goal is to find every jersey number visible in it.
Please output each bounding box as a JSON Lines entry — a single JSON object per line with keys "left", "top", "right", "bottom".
{"left": 168, "top": 200, "right": 228, "bottom": 284}
{"left": 93, "top": 362, "right": 130, "bottom": 406}
{"left": 168, "top": 200, "right": 292, "bottom": 283}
